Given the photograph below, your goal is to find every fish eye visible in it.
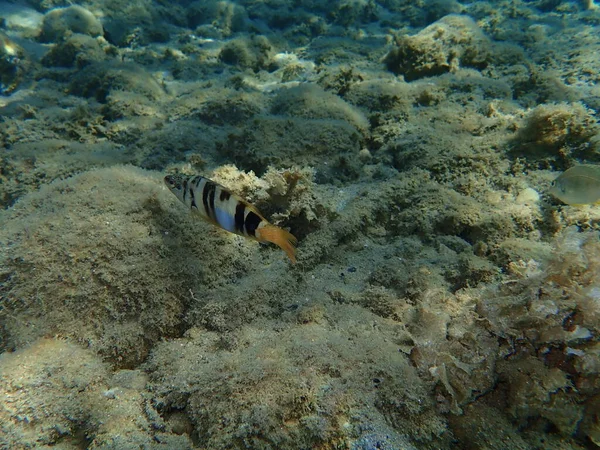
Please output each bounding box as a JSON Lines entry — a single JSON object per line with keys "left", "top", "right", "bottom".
{"left": 550, "top": 181, "right": 555, "bottom": 186}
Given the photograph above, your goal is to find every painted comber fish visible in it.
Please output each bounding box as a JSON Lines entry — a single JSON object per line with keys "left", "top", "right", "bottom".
{"left": 164, "top": 174, "right": 297, "bottom": 263}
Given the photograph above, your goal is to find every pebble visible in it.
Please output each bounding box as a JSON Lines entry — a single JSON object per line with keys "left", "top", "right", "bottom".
{"left": 516, "top": 187, "right": 540, "bottom": 205}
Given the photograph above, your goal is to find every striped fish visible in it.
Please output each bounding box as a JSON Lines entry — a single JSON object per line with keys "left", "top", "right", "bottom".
{"left": 164, "top": 174, "right": 297, "bottom": 263}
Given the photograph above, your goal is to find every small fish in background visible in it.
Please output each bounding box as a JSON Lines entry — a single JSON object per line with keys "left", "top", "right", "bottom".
{"left": 164, "top": 174, "right": 297, "bottom": 263}
{"left": 0, "top": 31, "right": 27, "bottom": 95}
{"left": 549, "top": 164, "right": 600, "bottom": 205}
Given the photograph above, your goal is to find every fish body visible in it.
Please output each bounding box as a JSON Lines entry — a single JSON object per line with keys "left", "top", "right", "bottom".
{"left": 164, "top": 174, "right": 297, "bottom": 263}
{"left": 549, "top": 164, "right": 600, "bottom": 206}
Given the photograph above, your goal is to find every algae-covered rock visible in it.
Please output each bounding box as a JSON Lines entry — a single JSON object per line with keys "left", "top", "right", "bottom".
{"left": 0, "top": 338, "right": 193, "bottom": 448}
{"left": 99, "top": 0, "right": 185, "bottom": 47}
{"left": 187, "top": 0, "right": 249, "bottom": 36}
{"left": 385, "top": 14, "right": 492, "bottom": 81}
{"left": 510, "top": 102, "right": 599, "bottom": 165}
{"left": 498, "top": 357, "right": 582, "bottom": 436}
{"left": 69, "top": 61, "right": 165, "bottom": 102}
{"left": 475, "top": 228, "right": 600, "bottom": 443}
{"left": 219, "top": 35, "right": 275, "bottom": 71}
{"left": 213, "top": 83, "right": 367, "bottom": 178}
{"left": 144, "top": 309, "right": 441, "bottom": 449}
{"left": 24, "top": 0, "right": 70, "bottom": 12}
{"left": 1, "top": 0, "right": 600, "bottom": 448}
{"left": 41, "top": 33, "right": 109, "bottom": 68}
{"left": 0, "top": 166, "right": 241, "bottom": 367}
{"left": 0, "top": 338, "right": 109, "bottom": 448}
{"left": 218, "top": 115, "right": 362, "bottom": 178}
{"left": 0, "top": 138, "right": 128, "bottom": 209}
{"left": 448, "top": 403, "right": 532, "bottom": 450}
{"left": 271, "top": 83, "right": 369, "bottom": 134}
{"left": 39, "top": 5, "right": 103, "bottom": 43}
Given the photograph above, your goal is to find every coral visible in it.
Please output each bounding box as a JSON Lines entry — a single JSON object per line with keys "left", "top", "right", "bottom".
{"left": 209, "top": 163, "right": 271, "bottom": 203}
{"left": 206, "top": 164, "right": 321, "bottom": 225}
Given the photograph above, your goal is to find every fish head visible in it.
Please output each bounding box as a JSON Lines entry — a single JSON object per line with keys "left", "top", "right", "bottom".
{"left": 548, "top": 177, "right": 567, "bottom": 198}
{"left": 164, "top": 174, "right": 187, "bottom": 202}
{"left": 548, "top": 175, "right": 576, "bottom": 205}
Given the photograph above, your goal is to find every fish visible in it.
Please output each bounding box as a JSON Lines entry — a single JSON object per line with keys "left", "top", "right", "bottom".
{"left": 164, "top": 174, "right": 297, "bottom": 263}
{"left": 0, "top": 31, "right": 26, "bottom": 95}
{"left": 548, "top": 164, "right": 600, "bottom": 206}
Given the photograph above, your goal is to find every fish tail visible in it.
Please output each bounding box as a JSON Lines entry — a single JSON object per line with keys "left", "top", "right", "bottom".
{"left": 257, "top": 224, "right": 297, "bottom": 264}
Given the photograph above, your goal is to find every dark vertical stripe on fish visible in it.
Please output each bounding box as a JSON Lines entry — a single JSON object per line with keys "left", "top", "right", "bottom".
{"left": 208, "top": 183, "right": 216, "bottom": 218}
{"left": 245, "top": 211, "right": 262, "bottom": 236}
{"left": 183, "top": 178, "right": 188, "bottom": 202}
{"left": 234, "top": 202, "right": 246, "bottom": 233}
{"left": 202, "top": 180, "right": 211, "bottom": 218}
{"left": 220, "top": 190, "right": 231, "bottom": 202}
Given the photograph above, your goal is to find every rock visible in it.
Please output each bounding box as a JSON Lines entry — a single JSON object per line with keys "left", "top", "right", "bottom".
{"left": 515, "top": 187, "right": 540, "bottom": 205}
{"left": 384, "top": 14, "right": 491, "bottom": 81}
{"left": 69, "top": 61, "right": 165, "bottom": 102}
{"left": 41, "top": 33, "right": 107, "bottom": 68}
{"left": 39, "top": 5, "right": 103, "bottom": 43}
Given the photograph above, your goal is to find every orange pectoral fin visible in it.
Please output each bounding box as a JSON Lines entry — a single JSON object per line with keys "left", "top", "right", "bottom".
{"left": 257, "top": 224, "right": 297, "bottom": 264}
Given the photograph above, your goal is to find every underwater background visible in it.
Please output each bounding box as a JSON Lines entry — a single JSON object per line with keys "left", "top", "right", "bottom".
{"left": 1, "top": 0, "right": 600, "bottom": 448}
